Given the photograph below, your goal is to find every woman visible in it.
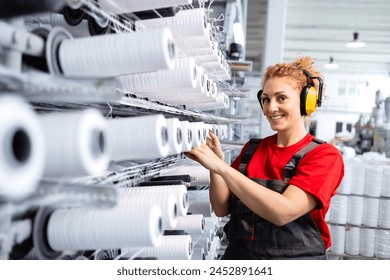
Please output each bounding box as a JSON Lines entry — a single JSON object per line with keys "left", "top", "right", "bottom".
{"left": 186, "top": 56, "right": 344, "bottom": 259}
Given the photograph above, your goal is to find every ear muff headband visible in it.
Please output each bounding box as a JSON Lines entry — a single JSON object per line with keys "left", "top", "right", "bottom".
{"left": 257, "top": 69, "right": 324, "bottom": 116}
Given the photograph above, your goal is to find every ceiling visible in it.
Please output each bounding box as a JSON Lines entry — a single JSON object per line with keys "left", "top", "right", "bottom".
{"left": 244, "top": 0, "right": 390, "bottom": 76}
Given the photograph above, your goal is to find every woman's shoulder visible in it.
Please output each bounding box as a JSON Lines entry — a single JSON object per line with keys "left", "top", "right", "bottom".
{"left": 306, "top": 137, "right": 344, "bottom": 161}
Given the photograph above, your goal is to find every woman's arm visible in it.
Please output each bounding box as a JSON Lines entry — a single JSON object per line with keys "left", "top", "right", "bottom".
{"left": 209, "top": 171, "right": 230, "bottom": 217}
{"left": 187, "top": 144, "right": 317, "bottom": 226}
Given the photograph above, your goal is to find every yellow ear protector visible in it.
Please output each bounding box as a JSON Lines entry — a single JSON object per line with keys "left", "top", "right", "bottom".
{"left": 257, "top": 69, "right": 324, "bottom": 116}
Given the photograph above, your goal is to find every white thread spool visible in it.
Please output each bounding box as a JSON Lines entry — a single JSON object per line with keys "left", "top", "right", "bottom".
{"left": 217, "top": 124, "right": 225, "bottom": 140}
{"left": 382, "top": 166, "right": 390, "bottom": 197}
{"left": 175, "top": 34, "right": 212, "bottom": 50}
{"left": 0, "top": 95, "right": 45, "bottom": 200}
{"left": 210, "top": 236, "right": 221, "bottom": 257}
{"left": 182, "top": 45, "right": 215, "bottom": 57}
{"left": 100, "top": 0, "right": 192, "bottom": 14}
{"left": 183, "top": 80, "right": 216, "bottom": 103}
{"left": 188, "top": 189, "right": 213, "bottom": 217}
{"left": 118, "top": 188, "right": 177, "bottom": 229}
{"left": 191, "top": 234, "right": 210, "bottom": 252}
{"left": 119, "top": 57, "right": 197, "bottom": 94}
{"left": 194, "top": 122, "right": 207, "bottom": 144}
{"left": 107, "top": 114, "right": 169, "bottom": 161}
{"left": 378, "top": 199, "right": 390, "bottom": 229}
{"left": 134, "top": 184, "right": 188, "bottom": 216}
{"left": 351, "top": 159, "right": 366, "bottom": 195}
{"left": 179, "top": 121, "right": 193, "bottom": 152}
{"left": 374, "top": 229, "right": 390, "bottom": 259}
{"left": 39, "top": 109, "right": 109, "bottom": 176}
{"left": 362, "top": 197, "right": 380, "bottom": 227}
{"left": 47, "top": 196, "right": 163, "bottom": 251}
{"left": 59, "top": 28, "right": 175, "bottom": 77}
{"left": 170, "top": 214, "right": 205, "bottom": 234}
{"left": 345, "top": 226, "right": 360, "bottom": 255}
{"left": 194, "top": 92, "right": 229, "bottom": 111}
{"left": 152, "top": 65, "right": 206, "bottom": 101}
{"left": 166, "top": 118, "right": 183, "bottom": 156}
{"left": 189, "top": 122, "right": 202, "bottom": 147}
{"left": 329, "top": 194, "right": 348, "bottom": 224}
{"left": 122, "top": 235, "right": 192, "bottom": 260}
{"left": 360, "top": 228, "right": 376, "bottom": 257}
{"left": 364, "top": 164, "right": 383, "bottom": 197}
{"left": 191, "top": 247, "right": 205, "bottom": 260}
{"left": 220, "top": 124, "right": 228, "bottom": 140}
{"left": 160, "top": 164, "right": 210, "bottom": 186}
{"left": 337, "top": 158, "right": 352, "bottom": 195}
{"left": 347, "top": 195, "right": 364, "bottom": 225}
{"left": 204, "top": 216, "right": 219, "bottom": 235}
{"left": 194, "top": 54, "right": 219, "bottom": 64}
{"left": 329, "top": 225, "right": 345, "bottom": 255}
{"left": 135, "top": 8, "right": 209, "bottom": 37}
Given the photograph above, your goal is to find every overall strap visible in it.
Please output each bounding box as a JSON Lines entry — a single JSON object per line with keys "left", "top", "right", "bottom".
{"left": 284, "top": 138, "right": 326, "bottom": 181}
{"left": 238, "top": 138, "right": 262, "bottom": 174}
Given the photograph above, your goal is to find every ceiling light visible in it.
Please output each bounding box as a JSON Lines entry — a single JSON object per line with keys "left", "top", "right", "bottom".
{"left": 346, "top": 32, "right": 366, "bottom": 48}
{"left": 324, "top": 57, "right": 339, "bottom": 69}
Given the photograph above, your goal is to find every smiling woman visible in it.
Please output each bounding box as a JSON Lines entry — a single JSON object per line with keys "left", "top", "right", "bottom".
{"left": 185, "top": 56, "right": 344, "bottom": 260}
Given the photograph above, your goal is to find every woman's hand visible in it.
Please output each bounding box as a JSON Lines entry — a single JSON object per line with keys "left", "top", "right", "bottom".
{"left": 185, "top": 130, "right": 226, "bottom": 173}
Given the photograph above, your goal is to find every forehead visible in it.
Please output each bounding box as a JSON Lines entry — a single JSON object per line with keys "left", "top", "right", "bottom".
{"left": 262, "top": 77, "right": 299, "bottom": 95}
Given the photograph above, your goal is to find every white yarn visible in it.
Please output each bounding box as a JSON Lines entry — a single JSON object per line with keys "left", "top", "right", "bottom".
{"left": 350, "top": 158, "right": 366, "bottom": 195}
{"left": 0, "top": 95, "right": 45, "bottom": 200}
{"left": 187, "top": 189, "right": 213, "bottom": 217}
{"left": 191, "top": 247, "right": 205, "bottom": 260}
{"left": 362, "top": 197, "right": 380, "bottom": 227}
{"left": 130, "top": 184, "right": 188, "bottom": 216}
{"left": 329, "top": 225, "right": 345, "bottom": 255}
{"left": 119, "top": 57, "right": 197, "bottom": 94}
{"left": 347, "top": 195, "right": 364, "bottom": 225}
{"left": 166, "top": 118, "right": 183, "bottom": 155}
{"left": 118, "top": 188, "right": 178, "bottom": 230}
{"left": 169, "top": 214, "right": 205, "bottom": 234}
{"left": 99, "top": 0, "right": 192, "bottom": 14}
{"left": 59, "top": 28, "right": 175, "bottom": 78}
{"left": 159, "top": 164, "right": 210, "bottom": 186}
{"left": 364, "top": 165, "right": 383, "bottom": 197}
{"left": 39, "top": 109, "right": 110, "bottom": 176}
{"left": 47, "top": 196, "right": 163, "bottom": 251}
{"left": 121, "top": 235, "right": 193, "bottom": 260}
{"left": 382, "top": 166, "right": 390, "bottom": 197}
{"left": 135, "top": 8, "right": 209, "bottom": 37}
{"left": 345, "top": 226, "right": 360, "bottom": 255}
{"left": 193, "top": 92, "right": 229, "bottom": 111}
{"left": 378, "top": 199, "right": 390, "bottom": 229}
{"left": 107, "top": 114, "right": 170, "bottom": 161}
{"left": 180, "top": 121, "right": 193, "bottom": 152}
{"left": 374, "top": 229, "right": 390, "bottom": 259}
{"left": 189, "top": 121, "right": 202, "bottom": 147}
{"left": 360, "top": 228, "right": 376, "bottom": 257}
{"left": 329, "top": 194, "right": 348, "bottom": 224}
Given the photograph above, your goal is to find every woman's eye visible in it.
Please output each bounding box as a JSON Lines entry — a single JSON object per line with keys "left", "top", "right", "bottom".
{"left": 261, "top": 98, "right": 269, "bottom": 103}
{"left": 278, "top": 96, "right": 286, "bottom": 101}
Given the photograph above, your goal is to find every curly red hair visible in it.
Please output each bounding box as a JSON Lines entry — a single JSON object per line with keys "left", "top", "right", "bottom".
{"left": 261, "top": 56, "right": 325, "bottom": 94}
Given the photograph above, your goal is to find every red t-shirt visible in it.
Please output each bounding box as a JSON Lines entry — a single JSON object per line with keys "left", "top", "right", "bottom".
{"left": 230, "top": 133, "right": 344, "bottom": 249}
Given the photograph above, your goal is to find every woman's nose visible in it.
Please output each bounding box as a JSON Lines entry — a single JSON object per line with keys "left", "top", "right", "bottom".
{"left": 267, "top": 99, "right": 278, "bottom": 112}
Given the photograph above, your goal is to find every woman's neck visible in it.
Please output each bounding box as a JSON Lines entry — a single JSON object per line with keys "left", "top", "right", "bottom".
{"left": 276, "top": 127, "right": 308, "bottom": 147}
